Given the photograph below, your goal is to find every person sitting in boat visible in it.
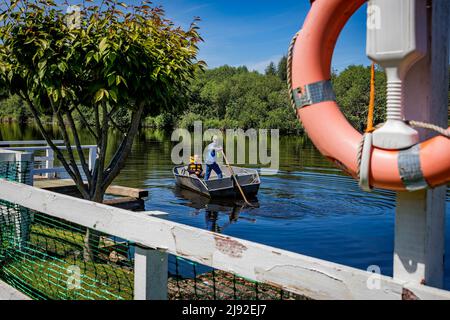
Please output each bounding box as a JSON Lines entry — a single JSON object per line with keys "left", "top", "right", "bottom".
{"left": 187, "top": 154, "right": 203, "bottom": 178}
{"left": 205, "top": 135, "right": 223, "bottom": 181}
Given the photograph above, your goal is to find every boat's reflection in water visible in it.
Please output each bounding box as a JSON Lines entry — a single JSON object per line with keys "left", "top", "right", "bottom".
{"left": 173, "top": 186, "right": 259, "bottom": 233}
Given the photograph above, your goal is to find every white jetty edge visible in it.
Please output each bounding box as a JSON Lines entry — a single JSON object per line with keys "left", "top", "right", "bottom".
{"left": 0, "top": 281, "right": 31, "bottom": 300}
{"left": 0, "top": 178, "right": 450, "bottom": 300}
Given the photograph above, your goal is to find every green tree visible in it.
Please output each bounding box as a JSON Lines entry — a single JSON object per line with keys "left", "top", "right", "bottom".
{"left": 277, "top": 56, "right": 287, "bottom": 81}
{"left": 265, "top": 62, "right": 277, "bottom": 76}
{"left": 0, "top": 95, "right": 31, "bottom": 122}
{"left": 0, "top": 0, "right": 202, "bottom": 260}
{"left": 332, "top": 65, "right": 386, "bottom": 132}
{"left": 179, "top": 66, "right": 301, "bottom": 133}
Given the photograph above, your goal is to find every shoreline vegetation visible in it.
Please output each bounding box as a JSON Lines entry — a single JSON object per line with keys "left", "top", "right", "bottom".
{"left": 1, "top": 61, "right": 448, "bottom": 134}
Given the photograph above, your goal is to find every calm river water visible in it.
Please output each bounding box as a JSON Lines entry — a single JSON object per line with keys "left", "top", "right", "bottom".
{"left": 2, "top": 123, "right": 450, "bottom": 288}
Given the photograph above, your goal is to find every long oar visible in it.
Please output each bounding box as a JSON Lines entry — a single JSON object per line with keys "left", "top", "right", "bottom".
{"left": 221, "top": 151, "right": 254, "bottom": 207}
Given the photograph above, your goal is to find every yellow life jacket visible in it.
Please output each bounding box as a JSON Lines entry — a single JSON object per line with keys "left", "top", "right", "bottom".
{"left": 188, "top": 163, "right": 202, "bottom": 172}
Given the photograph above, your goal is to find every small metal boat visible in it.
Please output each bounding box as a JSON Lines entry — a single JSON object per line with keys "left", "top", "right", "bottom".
{"left": 173, "top": 164, "right": 260, "bottom": 199}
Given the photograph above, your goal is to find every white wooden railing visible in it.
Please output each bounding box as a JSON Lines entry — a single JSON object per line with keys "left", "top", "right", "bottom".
{"left": 0, "top": 140, "right": 97, "bottom": 178}
{"left": 0, "top": 177, "right": 450, "bottom": 300}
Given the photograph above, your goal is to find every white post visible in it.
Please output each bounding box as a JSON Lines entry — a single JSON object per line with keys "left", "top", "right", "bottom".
{"left": 15, "top": 151, "right": 34, "bottom": 186}
{"left": 88, "top": 147, "right": 97, "bottom": 172}
{"left": 0, "top": 151, "right": 16, "bottom": 162}
{"left": 12, "top": 151, "right": 34, "bottom": 250}
{"left": 45, "top": 148, "right": 55, "bottom": 179}
{"left": 134, "top": 245, "right": 168, "bottom": 300}
{"left": 393, "top": 0, "right": 449, "bottom": 289}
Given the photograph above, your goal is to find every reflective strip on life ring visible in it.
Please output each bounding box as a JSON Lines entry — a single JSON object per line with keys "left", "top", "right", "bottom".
{"left": 290, "top": 0, "right": 450, "bottom": 191}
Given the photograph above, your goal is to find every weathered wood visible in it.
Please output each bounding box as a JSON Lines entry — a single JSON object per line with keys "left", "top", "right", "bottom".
{"left": 395, "top": 0, "right": 449, "bottom": 288}
{"left": 395, "top": 189, "right": 447, "bottom": 288}
{"left": 34, "top": 178, "right": 148, "bottom": 199}
{"left": 0, "top": 281, "right": 31, "bottom": 300}
{"left": 103, "top": 197, "right": 145, "bottom": 211}
{"left": 35, "top": 181, "right": 145, "bottom": 210}
{"left": 134, "top": 246, "right": 168, "bottom": 300}
{"left": 34, "top": 179, "right": 83, "bottom": 197}
{"left": 1, "top": 178, "right": 450, "bottom": 300}
{"left": 106, "top": 185, "right": 148, "bottom": 198}
{"left": 34, "top": 179, "right": 146, "bottom": 210}
{"left": 33, "top": 178, "right": 81, "bottom": 189}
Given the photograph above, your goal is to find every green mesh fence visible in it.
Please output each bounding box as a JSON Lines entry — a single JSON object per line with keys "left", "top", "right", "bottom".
{"left": 0, "top": 161, "right": 31, "bottom": 184}
{"left": 168, "top": 257, "right": 304, "bottom": 300}
{"left": 0, "top": 160, "right": 305, "bottom": 300}
{"left": 0, "top": 206, "right": 135, "bottom": 300}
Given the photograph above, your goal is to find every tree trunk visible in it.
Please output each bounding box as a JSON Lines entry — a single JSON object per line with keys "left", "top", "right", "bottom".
{"left": 83, "top": 228, "right": 101, "bottom": 262}
{"left": 83, "top": 192, "right": 105, "bottom": 262}
{"left": 81, "top": 105, "right": 144, "bottom": 262}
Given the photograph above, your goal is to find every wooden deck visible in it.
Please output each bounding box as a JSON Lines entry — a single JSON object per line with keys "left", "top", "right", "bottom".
{"left": 34, "top": 177, "right": 148, "bottom": 211}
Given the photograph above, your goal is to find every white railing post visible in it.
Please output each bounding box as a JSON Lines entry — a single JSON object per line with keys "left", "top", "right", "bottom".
{"left": 15, "top": 151, "right": 33, "bottom": 186}
{"left": 88, "top": 147, "right": 97, "bottom": 172}
{"left": 393, "top": 0, "right": 449, "bottom": 289}
{"left": 45, "top": 148, "right": 55, "bottom": 179}
{"left": 11, "top": 151, "right": 34, "bottom": 250}
{"left": 134, "top": 245, "right": 168, "bottom": 300}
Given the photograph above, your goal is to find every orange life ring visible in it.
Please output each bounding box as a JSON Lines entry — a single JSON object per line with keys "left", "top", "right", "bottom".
{"left": 290, "top": 0, "right": 450, "bottom": 191}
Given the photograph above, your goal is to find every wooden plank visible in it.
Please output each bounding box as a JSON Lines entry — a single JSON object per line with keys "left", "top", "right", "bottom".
{"left": 106, "top": 185, "right": 148, "bottom": 198}
{"left": 33, "top": 178, "right": 78, "bottom": 189}
{"left": 103, "top": 197, "right": 145, "bottom": 211}
{"left": 1, "top": 178, "right": 450, "bottom": 300}
{"left": 33, "top": 179, "right": 144, "bottom": 210}
{"left": 34, "top": 180, "right": 145, "bottom": 210}
{"left": 36, "top": 184, "right": 81, "bottom": 197}
{"left": 35, "top": 178, "right": 148, "bottom": 199}
{"left": 0, "top": 281, "right": 31, "bottom": 300}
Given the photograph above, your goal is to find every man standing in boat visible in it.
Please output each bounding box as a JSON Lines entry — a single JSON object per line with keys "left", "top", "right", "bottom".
{"left": 204, "top": 135, "right": 223, "bottom": 181}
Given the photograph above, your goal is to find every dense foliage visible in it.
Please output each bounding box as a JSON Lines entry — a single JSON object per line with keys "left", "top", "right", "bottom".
{"left": 333, "top": 65, "right": 387, "bottom": 132}
{"left": 173, "top": 61, "right": 389, "bottom": 134}
{"left": 176, "top": 64, "right": 302, "bottom": 134}
{"left": 2, "top": 56, "right": 447, "bottom": 134}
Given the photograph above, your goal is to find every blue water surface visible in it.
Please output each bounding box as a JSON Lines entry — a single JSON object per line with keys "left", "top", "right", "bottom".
{"left": 112, "top": 136, "right": 450, "bottom": 289}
